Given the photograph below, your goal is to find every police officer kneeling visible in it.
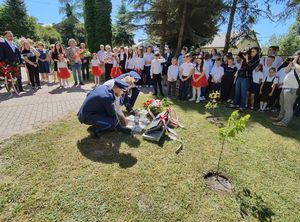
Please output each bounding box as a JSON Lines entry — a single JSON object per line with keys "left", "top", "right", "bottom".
{"left": 78, "top": 79, "right": 132, "bottom": 138}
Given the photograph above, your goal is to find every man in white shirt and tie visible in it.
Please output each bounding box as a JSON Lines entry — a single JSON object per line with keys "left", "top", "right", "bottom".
{"left": 150, "top": 52, "right": 166, "bottom": 96}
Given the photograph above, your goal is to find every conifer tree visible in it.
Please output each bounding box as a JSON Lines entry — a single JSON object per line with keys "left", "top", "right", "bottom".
{"left": 0, "top": 0, "right": 36, "bottom": 38}
{"left": 113, "top": 0, "right": 135, "bottom": 46}
{"left": 84, "top": 0, "right": 112, "bottom": 52}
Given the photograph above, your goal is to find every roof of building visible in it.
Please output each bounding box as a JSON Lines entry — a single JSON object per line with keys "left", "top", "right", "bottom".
{"left": 203, "top": 33, "right": 227, "bottom": 48}
{"left": 203, "top": 31, "right": 257, "bottom": 48}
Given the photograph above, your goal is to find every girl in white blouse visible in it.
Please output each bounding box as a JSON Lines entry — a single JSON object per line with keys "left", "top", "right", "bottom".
{"left": 134, "top": 48, "right": 145, "bottom": 85}
{"left": 126, "top": 48, "right": 135, "bottom": 72}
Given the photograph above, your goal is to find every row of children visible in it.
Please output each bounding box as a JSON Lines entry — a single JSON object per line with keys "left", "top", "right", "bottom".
{"left": 157, "top": 46, "right": 291, "bottom": 113}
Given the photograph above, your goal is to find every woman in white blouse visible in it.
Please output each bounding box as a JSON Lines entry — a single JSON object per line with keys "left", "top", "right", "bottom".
{"left": 143, "top": 46, "right": 154, "bottom": 87}
{"left": 271, "top": 51, "right": 300, "bottom": 127}
{"left": 125, "top": 48, "right": 135, "bottom": 72}
{"left": 134, "top": 48, "right": 145, "bottom": 85}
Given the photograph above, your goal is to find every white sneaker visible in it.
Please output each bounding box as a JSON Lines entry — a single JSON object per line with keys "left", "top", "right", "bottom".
{"left": 195, "top": 100, "right": 200, "bottom": 103}
{"left": 189, "top": 98, "right": 195, "bottom": 101}
{"left": 199, "top": 96, "right": 206, "bottom": 101}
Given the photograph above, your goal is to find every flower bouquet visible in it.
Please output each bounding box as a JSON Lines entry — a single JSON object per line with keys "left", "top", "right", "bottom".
{"left": 205, "top": 91, "right": 222, "bottom": 126}
{"left": 0, "top": 61, "right": 20, "bottom": 95}
{"left": 79, "top": 49, "right": 91, "bottom": 57}
{"left": 79, "top": 49, "right": 91, "bottom": 63}
{"left": 143, "top": 98, "right": 170, "bottom": 117}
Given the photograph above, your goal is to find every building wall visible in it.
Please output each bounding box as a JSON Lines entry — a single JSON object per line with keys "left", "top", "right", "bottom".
{"left": 201, "top": 47, "right": 224, "bottom": 53}
{"left": 228, "top": 38, "right": 260, "bottom": 55}
{"left": 202, "top": 32, "right": 260, "bottom": 55}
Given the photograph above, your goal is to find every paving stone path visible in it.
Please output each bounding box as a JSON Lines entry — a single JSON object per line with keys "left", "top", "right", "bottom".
{"left": 0, "top": 70, "right": 154, "bottom": 140}
{"left": 0, "top": 72, "right": 92, "bottom": 140}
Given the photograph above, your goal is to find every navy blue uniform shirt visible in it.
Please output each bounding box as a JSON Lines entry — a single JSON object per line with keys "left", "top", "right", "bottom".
{"left": 78, "top": 85, "right": 116, "bottom": 123}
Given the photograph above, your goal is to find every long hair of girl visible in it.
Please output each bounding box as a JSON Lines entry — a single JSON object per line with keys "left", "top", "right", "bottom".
{"left": 196, "top": 58, "right": 204, "bottom": 72}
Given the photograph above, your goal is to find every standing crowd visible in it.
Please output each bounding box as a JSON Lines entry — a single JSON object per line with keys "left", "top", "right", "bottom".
{"left": 1, "top": 30, "right": 300, "bottom": 128}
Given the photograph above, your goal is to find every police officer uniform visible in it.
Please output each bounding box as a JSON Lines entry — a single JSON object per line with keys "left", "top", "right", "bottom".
{"left": 78, "top": 79, "right": 130, "bottom": 137}
{"left": 104, "top": 71, "right": 141, "bottom": 113}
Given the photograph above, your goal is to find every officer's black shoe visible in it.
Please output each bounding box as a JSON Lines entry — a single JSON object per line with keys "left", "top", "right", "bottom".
{"left": 126, "top": 103, "right": 133, "bottom": 113}
{"left": 116, "top": 124, "right": 132, "bottom": 134}
{"left": 87, "top": 126, "right": 100, "bottom": 139}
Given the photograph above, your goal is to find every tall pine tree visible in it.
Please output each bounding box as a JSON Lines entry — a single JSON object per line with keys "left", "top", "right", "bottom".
{"left": 113, "top": 0, "right": 135, "bottom": 46}
{"left": 0, "top": 0, "right": 36, "bottom": 38}
{"left": 84, "top": 0, "right": 112, "bottom": 52}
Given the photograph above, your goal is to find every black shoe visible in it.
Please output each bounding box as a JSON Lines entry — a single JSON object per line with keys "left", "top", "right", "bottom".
{"left": 116, "top": 124, "right": 132, "bottom": 134}
{"left": 73, "top": 81, "right": 78, "bottom": 86}
{"left": 79, "top": 82, "right": 84, "bottom": 85}
{"left": 126, "top": 103, "right": 133, "bottom": 113}
{"left": 87, "top": 126, "right": 100, "bottom": 139}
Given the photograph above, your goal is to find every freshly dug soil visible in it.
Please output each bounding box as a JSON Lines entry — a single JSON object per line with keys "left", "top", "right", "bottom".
{"left": 204, "top": 172, "right": 233, "bottom": 192}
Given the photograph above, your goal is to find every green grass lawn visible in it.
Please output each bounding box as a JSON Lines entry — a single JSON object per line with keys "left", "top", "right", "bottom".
{"left": 0, "top": 94, "right": 299, "bottom": 222}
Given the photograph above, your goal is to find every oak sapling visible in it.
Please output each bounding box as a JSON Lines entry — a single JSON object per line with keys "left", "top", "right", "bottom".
{"left": 204, "top": 110, "right": 250, "bottom": 192}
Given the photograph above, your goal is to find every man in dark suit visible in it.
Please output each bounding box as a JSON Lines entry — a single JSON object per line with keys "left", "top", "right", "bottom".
{"left": 0, "top": 31, "right": 23, "bottom": 91}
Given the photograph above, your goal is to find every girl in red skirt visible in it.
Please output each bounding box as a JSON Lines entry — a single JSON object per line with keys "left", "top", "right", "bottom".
{"left": 57, "top": 54, "right": 70, "bottom": 88}
{"left": 110, "top": 50, "right": 122, "bottom": 79}
{"left": 91, "top": 53, "right": 103, "bottom": 86}
{"left": 189, "top": 55, "right": 208, "bottom": 103}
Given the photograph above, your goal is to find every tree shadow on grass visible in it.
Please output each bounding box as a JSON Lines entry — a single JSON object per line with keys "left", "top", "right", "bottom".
{"left": 77, "top": 132, "right": 140, "bottom": 168}
{"left": 48, "top": 85, "right": 90, "bottom": 94}
{"left": 235, "top": 188, "right": 275, "bottom": 222}
{"left": 249, "top": 111, "right": 300, "bottom": 142}
{"left": 169, "top": 98, "right": 300, "bottom": 142}
{"left": 0, "top": 85, "right": 36, "bottom": 102}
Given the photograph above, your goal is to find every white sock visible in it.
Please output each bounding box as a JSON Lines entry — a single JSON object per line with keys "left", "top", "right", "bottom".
{"left": 262, "top": 102, "right": 268, "bottom": 110}
{"left": 190, "top": 88, "right": 196, "bottom": 100}
{"left": 196, "top": 88, "right": 201, "bottom": 101}
{"left": 260, "top": 101, "right": 263, "bottom": 110}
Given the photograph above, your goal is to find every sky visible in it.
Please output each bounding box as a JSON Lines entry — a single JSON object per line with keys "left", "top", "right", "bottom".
{"left": 0, "top": 0, "right": 296, "bottom": 45}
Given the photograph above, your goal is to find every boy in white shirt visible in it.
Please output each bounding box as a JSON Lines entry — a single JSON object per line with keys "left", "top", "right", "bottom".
{"left": 262, "top": 56, "right": 276, "bottom": 78}
{"left": 203, "top": 53, "right": 213, "bottom": 77}
{"left": 167, "top": 57, "right": 179, "bottom": 98}
{"left": 143, "top": 46, "right": 154, "bottom": 87}
{"left": 210, "top": 58, "right": 224, "bottom": 92}
{"left": 150, "top": 52, "right": 166, "bottom": 96}
{"left": 260, "top": 46, "right": 283, "bottom": 69}
{"left": 179, "top": 54, "right": 194, "bottom": 100}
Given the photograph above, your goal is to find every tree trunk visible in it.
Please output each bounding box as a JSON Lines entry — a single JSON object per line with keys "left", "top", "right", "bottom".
{"left": 224, "top": 0, "right": 238, "bottom": 54}
{"left": 216, "top": 137, "right": 226, "bottom": 179}
{"left": 176, "top": 0, "right": 187, "bottom": 55}
{"left": 159, "top": 7, "right": 168, "bottom": 54}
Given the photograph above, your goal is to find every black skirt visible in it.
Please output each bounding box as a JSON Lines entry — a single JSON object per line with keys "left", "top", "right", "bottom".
{"left": 260, "top": 82, "right": 273, "bottom": 102}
